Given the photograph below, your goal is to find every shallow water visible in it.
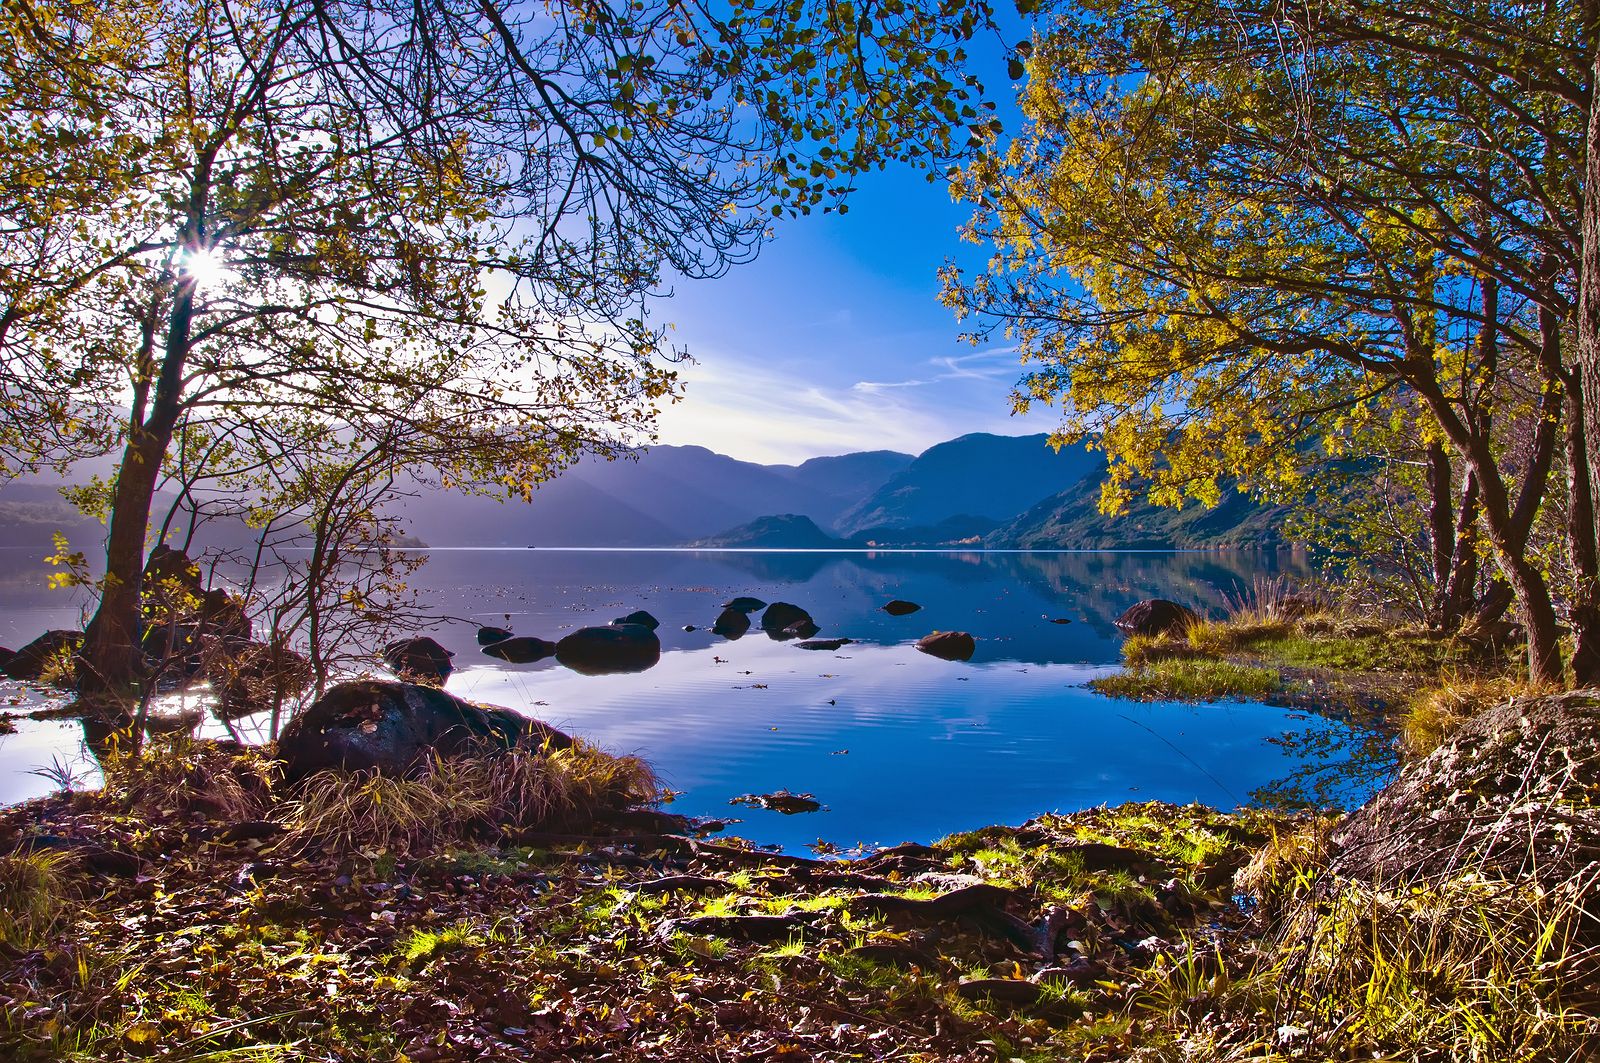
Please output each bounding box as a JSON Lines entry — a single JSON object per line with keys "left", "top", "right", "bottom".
{"left": 0, "top": 547, "right": 1387, "bottom": 850}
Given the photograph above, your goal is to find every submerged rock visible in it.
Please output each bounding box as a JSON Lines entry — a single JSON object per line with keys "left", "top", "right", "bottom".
{"left": 277, "top": 679, "right": 571, "bottom": 779}
{"left": 795, "top": 638, "right": 852, "bottom": 651}
{"left": 712, "top": 608, "right": 752, "bottom": 639}
{"left": 1113, "top": 599, "right": 1198, "bottom": 637}
{"left": 720, "top": 596, "right": 766, "bottom": 613}
{"left": 482, "top": 636, "right": 558, "bottom": 664}
{"left": 555, "top": 623, "right": 661, "bottom": 675}
{"left": 882, "top": 599, "right": 921, "bottom": 616}
{"left": 612, "top": 609, "right": 661, "bottom": 631}
{"left": 730, "top": 790, "right": 822, "bottom": 814}
{"left": 477, "top": 625, "right": 514, "bottom": 646}
{"left": 915, "top": 631, "right": 975, "bottom": 662}
{"left": 381, "top": 636, "right": 455, "bottom": 686}
{"left": 762, "top": 602, "right": 818, "bottom": 641}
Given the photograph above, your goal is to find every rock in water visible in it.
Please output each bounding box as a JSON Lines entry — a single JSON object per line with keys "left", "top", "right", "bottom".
{"left": 381, "top": 636, "right": 455, "bottom": 686}
{"left": 711, "top": 608, "right": 751, "bottom": 639}
{"left": 916, "top": 631, "right": 975, "bottom": 661}
{"left": 795, "top": 638, "right": 852, "bottom": 651}
{"left": 611, "top": 610, "right": 661, "bottom": 631}
{"left": 882, "top": 599, "right": 921, "bottom": 616}
{"left": 482, "top": 636, "right": 559, "bottom": 664}
{"left": 761, "top": 602, "right": 816, "bottom": 641}
{"left": 477, "top": 626, "right": 514, "bottom": 646}
{"left": 555, "top": 624, "right": 661, "bottom": 675}
{"left": 730, "top": 790, "right": 822, "bottom": 814}
{"left": 277, "top": 680, "right": 572, "bottom": 779}
{"left": 4, "top": 630, "right": 83, "bottom": 681}
{"left": 720, "top": 596, "right": 766, "bottom": 613}
{"left": 1112, "top": 599, "right": 1199, "bottom": 637}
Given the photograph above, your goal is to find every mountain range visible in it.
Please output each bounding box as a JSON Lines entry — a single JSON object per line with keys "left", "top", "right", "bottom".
{"left": 0, "top": 432, "right": 1290, "bottom": 552}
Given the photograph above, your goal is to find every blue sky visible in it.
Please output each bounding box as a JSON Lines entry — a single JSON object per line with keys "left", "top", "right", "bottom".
{"left": 651, "top": 36, "right": 1041, "bottom": 465}
{"left": 653, "top": 166, "right": 1033, "bottom": 465}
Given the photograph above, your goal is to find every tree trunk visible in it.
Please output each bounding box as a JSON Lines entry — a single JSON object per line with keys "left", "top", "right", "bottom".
{"left": 1576, "top": 45, "right": 1600, "bottom": 685}
{"left": 1412, "top": 377, "right": 1564, "bottom": 683}
{"left": 1440, "top": 470, "right": 1481, "bottom": 629}
{"left": 1425, "top": 441, "right": 1456, "bottom": 624}
{"left": 1566, "top": 373, "right": 1600, "bottom": 684}
{"left": 76, "top": 276, "right": 196, "bottom": 746}
{"left": 77, "top": 429, "right": 171, "bottom": 750}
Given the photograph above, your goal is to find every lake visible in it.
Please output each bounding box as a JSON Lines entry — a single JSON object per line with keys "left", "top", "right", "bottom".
{"left": 0, "top": 547, "right": 1389, "bottom": 851}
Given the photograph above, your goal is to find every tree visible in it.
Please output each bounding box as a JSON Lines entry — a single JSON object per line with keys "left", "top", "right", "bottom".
{"left": 0, "top": 0, "right": 996, "bottom": 735}
{"left": 942, "top": 0, "right": 1582, "bottom": 681}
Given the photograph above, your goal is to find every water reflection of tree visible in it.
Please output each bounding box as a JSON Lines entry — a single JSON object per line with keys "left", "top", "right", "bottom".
{"left": 1250, "top": 714, "right": 1397, "bottom": 811}
{"left": 999, "top": 550, "right": 1315, "bottom": 630}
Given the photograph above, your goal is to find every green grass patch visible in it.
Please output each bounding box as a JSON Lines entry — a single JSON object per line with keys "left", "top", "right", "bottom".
{"left": 1091, "top": 658, "right": 1280, "bottom": 701}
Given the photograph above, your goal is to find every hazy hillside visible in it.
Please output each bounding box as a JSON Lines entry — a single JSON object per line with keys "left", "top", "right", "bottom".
{"left": 833, "top": 433, "right": 1101, "bottom": 538}
{"left": 772, "top": 451, "right": 914, "bottom": 518}
{"left": 986, "top": 469, "right": 1290, "bottom": 549}
{"left": 393, "top": 444, "right": 909, "bottom": 547}
{"left": 690, "top": 513, "right": 848, "bottom": 549}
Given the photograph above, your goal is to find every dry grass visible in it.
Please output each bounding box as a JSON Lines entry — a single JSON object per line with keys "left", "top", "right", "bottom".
{"left": 99, "top": 736, "right": 277, "bottom": 821}
{"left": 1233, "top": 817, "right": 1335, "bottom": 916}
{"left": 0, "top": 850, "right": 75, "bottom": 950}
{"left": 1402, "top": 675, "right": 1548, "bottom": 756}
{"left": 283, "top": 739, "right": 660, "bottom": 856}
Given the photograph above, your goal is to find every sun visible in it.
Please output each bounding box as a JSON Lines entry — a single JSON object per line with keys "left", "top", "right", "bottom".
{"left": 178, "top": 247, "right": 234, "bottom": 289}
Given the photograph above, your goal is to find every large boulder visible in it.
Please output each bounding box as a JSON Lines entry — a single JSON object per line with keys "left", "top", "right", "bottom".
{"left": 712, "top": 608, "right": 751, "bottom": 639}
{"left": 916, "top": 631, "right": 975, "bottom": 661}
{"left": 382, "top": 636, "right": 455, "bottom": 686}
{"left": 555, "top": 624, "right": 661, "bottom": 675}
{"left": 762, "top": 602, "right": 816, "bottom": 641}
{"left": 276, "top": 680, "right": 572, "bottom": 780}
{"left": 882, "top": 599, "right": 922, "bottom": 616}
{"left": 143, "top": 544, "right": 205, "bottom": 595}
{"left": 4, "top": 630, "right": 83, "bottom": 681}
{"left": 611, "top": 610, "right": 660, "bottom": 631}
{"left": 1330, "top": 690, "right": 1600, "bottom": 892}
{"left": 482, "top": 636, "right": 558, "bottom": 664}
{"left": 1113, "top": 599, "right": 1199, "bottom": 638}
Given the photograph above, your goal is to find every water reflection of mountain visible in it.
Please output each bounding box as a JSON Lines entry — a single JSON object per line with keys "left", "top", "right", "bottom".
{"left": 483, "top": 548, "right": 1315, "bottom": 669}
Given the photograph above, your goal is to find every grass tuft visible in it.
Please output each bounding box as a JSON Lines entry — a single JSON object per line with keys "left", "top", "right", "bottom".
{"left": 0, "top": 850, "right": 75, "bottom": 949}
{"left": 100, "top": 736, "right": 276, "bottom": 821}
{"left": 1402, "top": 675, "right": 1544, "bottom": 756}
{"left": 283, "top": 739, "right": 659, "bottom": 857}
{"left": 1090, "top": 658, "right": 1279, "bottom": 701}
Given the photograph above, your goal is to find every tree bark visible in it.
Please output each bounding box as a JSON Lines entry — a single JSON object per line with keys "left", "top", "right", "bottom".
{"left": 1425, "top": 440, "right": 1455, "bottom": 624}
{"left": 1576, "top": 45, "right": 1600, "bottom": 685}
{"left": 1566, "top": 372, "right": 1600, "bottom": 684}
{"left": 1440, "top": 470, "right": 1481, "bottom": 629}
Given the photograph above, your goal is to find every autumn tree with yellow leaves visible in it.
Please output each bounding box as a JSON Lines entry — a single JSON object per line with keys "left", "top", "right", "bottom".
{"left": 945, "top": 0, "right": 1591, "bottom": 683}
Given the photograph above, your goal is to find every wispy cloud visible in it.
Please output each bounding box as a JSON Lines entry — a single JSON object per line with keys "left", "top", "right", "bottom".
{"left": 654, "top": 346, "right": 1032, "bottom": 463}
{"left": 851, "top": 379, "right": 929, "bottom": 393}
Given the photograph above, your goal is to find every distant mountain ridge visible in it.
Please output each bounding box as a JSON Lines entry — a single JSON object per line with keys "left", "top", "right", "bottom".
{"left": 833, "top": 433, "right": 1101, "bottom": 538}
{"left": 0, "top": 432, "right": 1289, "bottom": 551}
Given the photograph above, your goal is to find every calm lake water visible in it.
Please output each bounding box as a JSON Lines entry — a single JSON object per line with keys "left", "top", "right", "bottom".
{"left": 0, "top": 548, "right": 1388, "bottom": 851}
